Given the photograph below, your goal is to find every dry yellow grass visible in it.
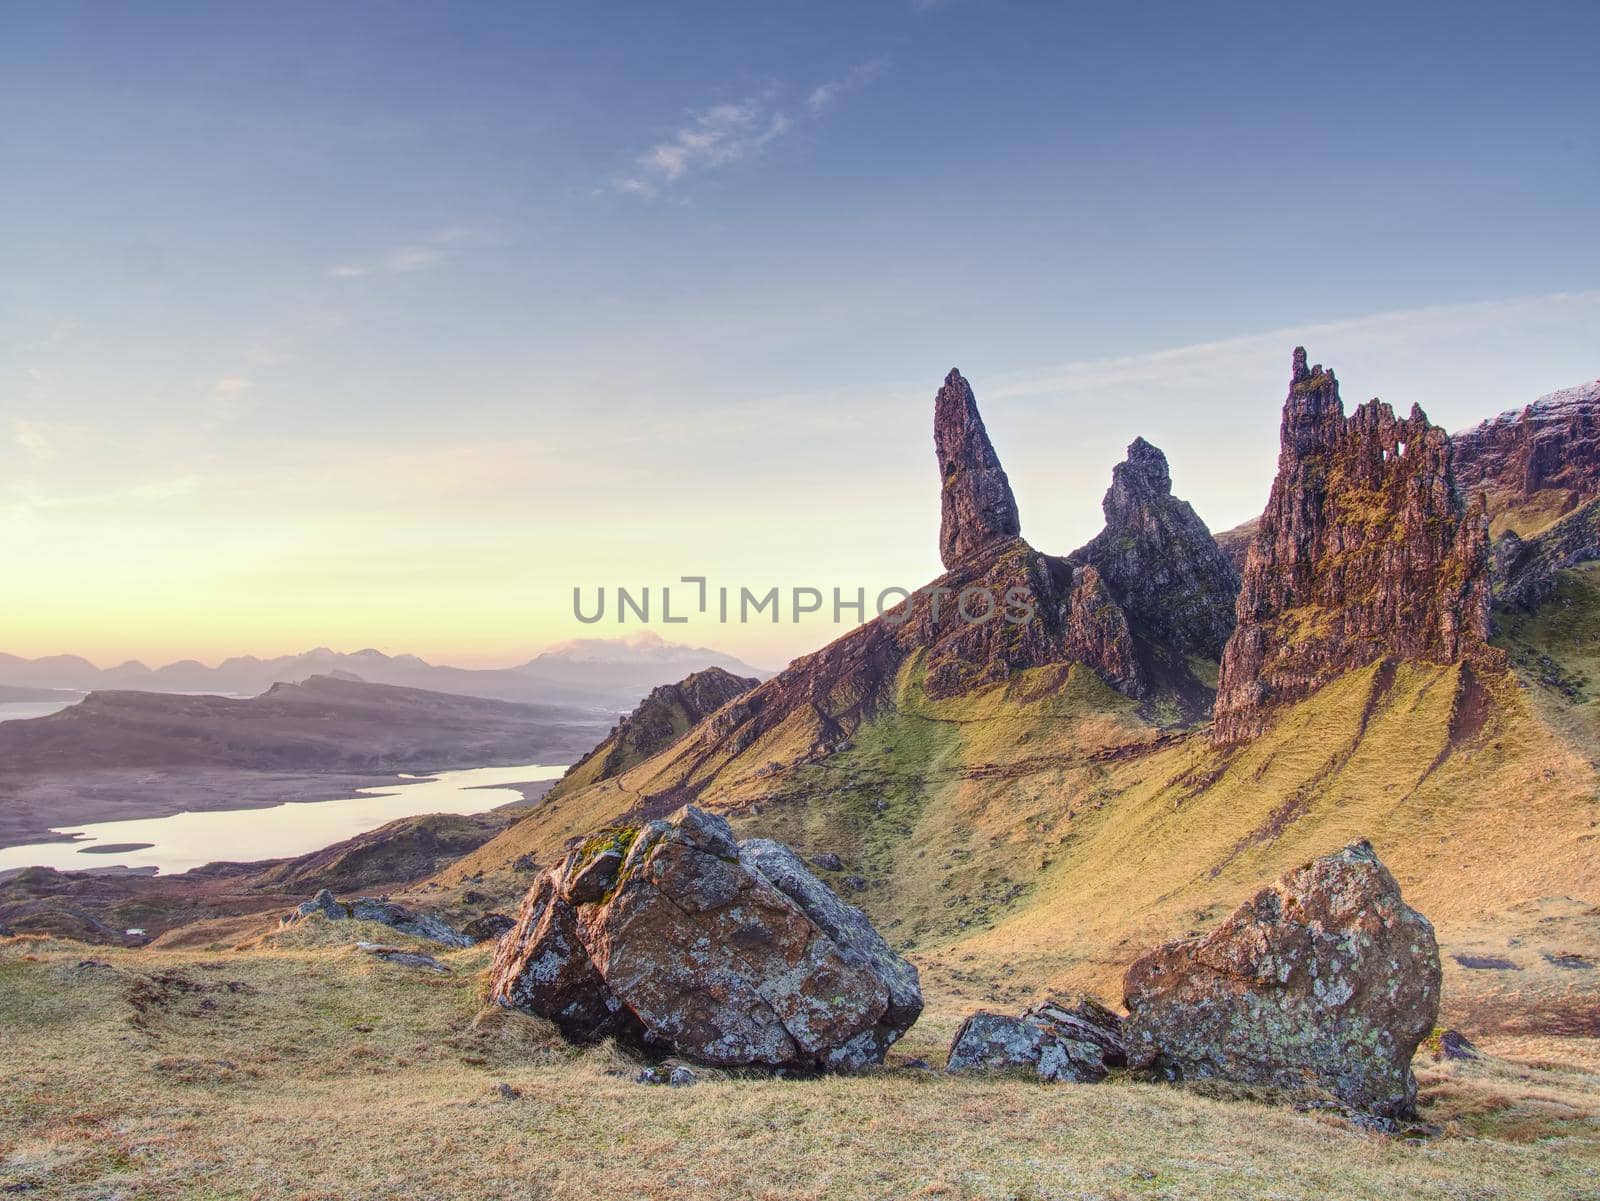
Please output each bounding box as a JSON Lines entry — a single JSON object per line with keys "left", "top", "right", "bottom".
{"left": 3, "top": 931, "right": 1598, "bottom": 1201}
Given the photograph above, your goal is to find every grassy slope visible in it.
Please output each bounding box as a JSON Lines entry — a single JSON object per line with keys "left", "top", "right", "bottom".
{"left": 4, "top": 928, "right": 1598, "bottom": 1200}
{"left": 438, "top": 642, "right": 1597, "bottom": 1012}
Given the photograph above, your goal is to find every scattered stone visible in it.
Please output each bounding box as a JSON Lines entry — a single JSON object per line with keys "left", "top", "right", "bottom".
{"left": 1543, "top": 951, "right": 1594, "bottom": 970}
{"left": 489, "top": 806, "right": 921, "bottom": 1071}
{"left": 947, "top": 997, "right": 1125, "bottom": 1083}
{"left": 513, "top": 854, "right": 539, "bottom": 873}
{"left": 1453, "top": 954, "right": 1520, "bottom": 971}
{"left": 461, "top": 889, "right": 486, "bottom": 905}
{"left": 1123, "top": 840, "right": 1441, "bottom": 1117}
{"left": 843, "top": 876, "right": 867, "bottom": 893}
{"left": 286, "top": 888, "right": 471, "bottom": 947}
{"left": 496, "top": 1082, "right": 522, "bottom": 1100}
{"left": 812, "top": 852, "right": 844, "bottom": 873}
{"left": 636, "top": 1064, "right": 699, "bottom": 1087}
{"left": 357, "top": 943, "right": 449, "bottom": 973}
{"left": 462, "top": 913, "right": 515, "bottom": 944}
{"left": 1438, "top": 1030, "right": 1479, "bottom": 1061}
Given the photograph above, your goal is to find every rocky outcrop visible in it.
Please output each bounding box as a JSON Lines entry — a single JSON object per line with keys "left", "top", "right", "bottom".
{"left": 1063, "top": 566, "right": 1143, "bottom": 697}
{"left": 587, "top": 371, "right": 1239, "bottom": 802}
{"left": 462, "top": 912, "right": 515, "bottom": 943}
{"left": 1492, "top": 497, "right": 1600, "bottom": 613}
{"left": 488, "top": 807, "right": 922, "bottom": 1070}
{"left": 558, "top": 666, "right": 758, "bottom": 791}
{"left": 1123, "top": 841, "right": 1440, "bottom": 1117}
{"left": 1073, "top": 438, "right": 1241, "bottom": 660}
{"left": 946, "top": 997, "right": 1126, "bottom": 1083}
{"left": 1454, "top": 380, "right": 1600, "bottom": 534}
{"left": 936, "top": 369, "right": 1022, "bottom": 569}
{"left": 285, "top": 889, "right": 472, "bottom": 948}
{"left": 1213, "top": 349, "right": 1494, "bottom": 744}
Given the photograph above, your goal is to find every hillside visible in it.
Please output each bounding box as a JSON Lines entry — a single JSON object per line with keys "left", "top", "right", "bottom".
{"left": 549, "top": 666, "right": 758, "bottom": 799}
{"left": 0, "top": 675, "right": 598, "bottom": 774}
{"left": 0, "top": 676, "right": 609, "bottom": 846}
{"left": 1454, "top": 379, "right": 1600, "bottom": 539}
{"left": 424, "top": 354, "right": 1599, "bottom": 1043}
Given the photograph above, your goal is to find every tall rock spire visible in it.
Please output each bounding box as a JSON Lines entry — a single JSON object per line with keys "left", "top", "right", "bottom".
{"left": 1073, "top": 437, "right": 1240, "bottom": 661}
{"left": 934, "top": 369, "right": 1021, "bottom": 569}
{"left": 1212, "top": 348, "right": 1494, "bottom": 745}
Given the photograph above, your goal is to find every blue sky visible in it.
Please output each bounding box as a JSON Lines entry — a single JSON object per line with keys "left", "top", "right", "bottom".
{"left": 3, "top": 1, "right": 1597, "bottom": 668}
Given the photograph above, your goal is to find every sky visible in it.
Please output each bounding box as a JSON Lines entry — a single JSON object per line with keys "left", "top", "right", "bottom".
{"left": 3, "top": 0, "right": 1597, "bottom": 671}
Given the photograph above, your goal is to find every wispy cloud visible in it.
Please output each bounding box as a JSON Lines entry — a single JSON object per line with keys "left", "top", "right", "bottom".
{"left": 618, "top": 63, "right": 887, "bottom": 198}
{"left": 619, "top": 98, "right": 792, "bottom": 198}
{"left": 12, "top": 420, "right": 57, "bottom": 461}
{"left": 807, "top": 59, "right": 888, "bottom": 113}
{"left": 328, "top": 227, "right": 483, "bottom": 280}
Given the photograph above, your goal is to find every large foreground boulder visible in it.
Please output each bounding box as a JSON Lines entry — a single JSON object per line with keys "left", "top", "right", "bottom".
{"left": 947, "top": 996, "right": 1126, "bottom": 1083}
{"left": 488, "top": 806, "right": 922, "bottom": 1070}
{"left": 1123, "top": 841, "right": 1440, "bottom": 1116}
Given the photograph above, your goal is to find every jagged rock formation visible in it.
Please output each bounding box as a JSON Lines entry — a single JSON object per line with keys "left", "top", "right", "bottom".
{"left": 1072, "top": 437, "right": 1241, "bottom": 660}
{"left": 568, "top": 372, "right": 1237, "bottom": 810}
{"left": 1123, "top": 841, "right": 1441, "bottom": 1118}
{"left": 1454, "top": 380, "right": 1600, "bottom": 536}
{"left": 946, "top": 997, "right": 1126, "bottom": 1083}
{"left": 556, "top": 666, "right": 757, "bottom": 793}
{"left": 488, "top": 807, "right": 921, "bottom": 1069}
{"left": 1213, "top": 349, "right": 1493, "bottom": 745}
{"left": 935, "top": 368, "right": 1022, "bottom": 569}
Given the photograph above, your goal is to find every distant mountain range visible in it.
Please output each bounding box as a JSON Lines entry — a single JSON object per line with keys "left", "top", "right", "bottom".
{"left": 0, "top": 633, "right": 773, "bottom": 713}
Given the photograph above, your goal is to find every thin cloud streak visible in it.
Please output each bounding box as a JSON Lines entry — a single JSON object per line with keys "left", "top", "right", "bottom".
{"left": 808, "top": 59, "right": 888, "bottom": 112}
{"left": 327, "top": 227, "right": 485, "bottom": 280}
{"left": 619, "top": 62, "right": 887, "bottom": 197}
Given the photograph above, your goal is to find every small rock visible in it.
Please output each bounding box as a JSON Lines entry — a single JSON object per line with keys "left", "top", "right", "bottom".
{"left": 946, "top": 997, "right": 1124, "bottom": 1083}
{"left": 358, "top": 943, "right": 449, "bottom": 973}
{"left": 812, "top": 852, "right": 844, "bottom": 873}
{"left": 462, "top": 890, "right": 486, "bottom": 905}
{"left": 1438, "top": 1030, "right": 1478, "bottom": 1061}
{"left": 497, "top": 1082, "right": 522, "bottom": 1100}
{"left": 285, "top": 890, "right": 471, "bottom": 948}
{"left": 843, "top": 876, "right": 867, "bottom": 893}
{"left": 462, "top": 913, "right": 515, "bottom": 944}
{"left": 1543, "top": 951, "right": 1594, "bottom": 970}
{"left": 1453, "top": 954, "right": 1520, "bottom": 971}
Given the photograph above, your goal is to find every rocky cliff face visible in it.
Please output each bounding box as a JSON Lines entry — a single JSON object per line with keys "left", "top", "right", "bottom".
{"left": 935, "top": 369, "right": 1022, "bottom": 569}
{"left": 1213, "top": 349, "right": 1493, "bottom": 745}
{"left": 1454, "top": 380, "right": 1600, "bottom": 537}
{"left": 560, "top": 666, "right": 758, "bottom": 789}
{"left": 1073, "top": 437, "right": 1240, "bottom": 661}
{"left": 1493, "top": 497, "right": 1600, "bottom": 614}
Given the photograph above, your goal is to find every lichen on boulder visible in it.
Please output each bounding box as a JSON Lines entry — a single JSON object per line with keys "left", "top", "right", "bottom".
{"left": 1122, "top": 840, "right": 1441, "bottom": 1117}
{"left": 488, "top": 806, "right": 922, "bottom": 1071}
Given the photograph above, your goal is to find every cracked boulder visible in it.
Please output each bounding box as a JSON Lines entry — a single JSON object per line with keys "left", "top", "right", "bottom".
{"left": 1123, "top": 840, "right": 1440, "bottom": 1117}
{"left": 487, "top": 806, "right": 922, "bottom": 1070}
